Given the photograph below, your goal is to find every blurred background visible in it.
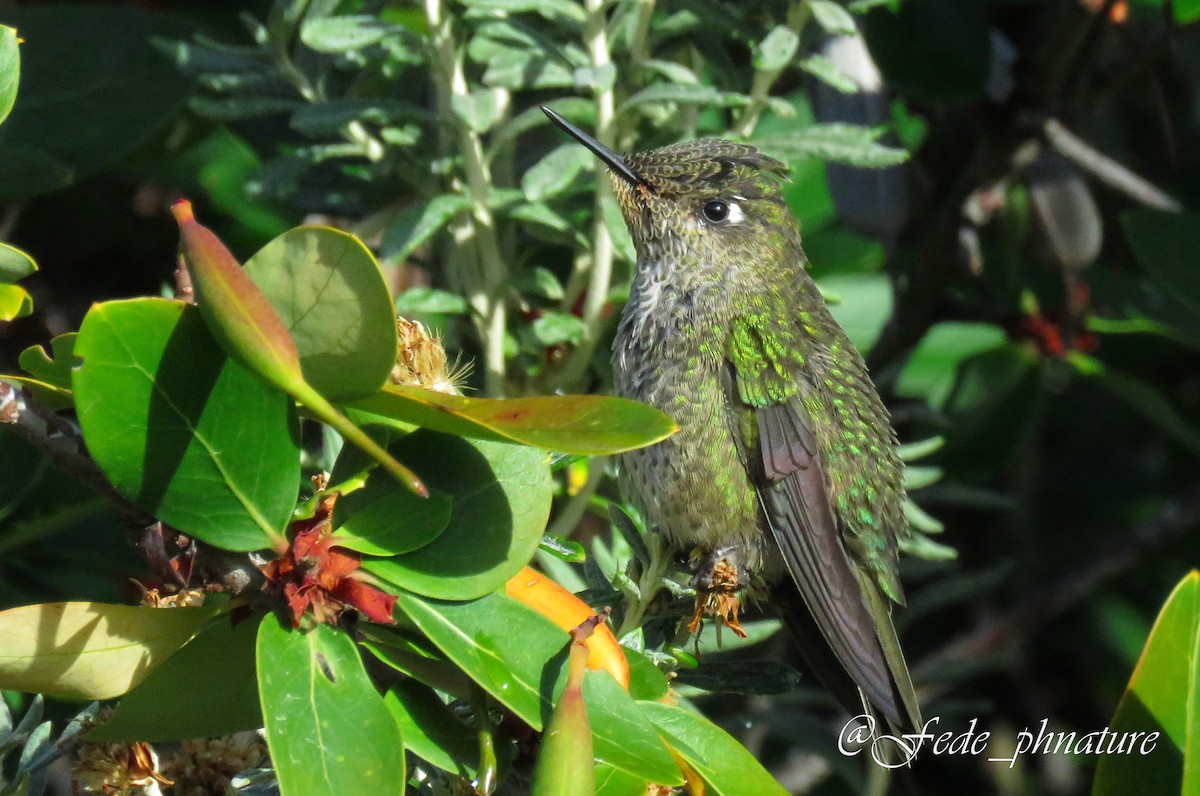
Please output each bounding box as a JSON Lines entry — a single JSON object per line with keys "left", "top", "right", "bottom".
{"left": 2, "top": 0, "right": 1200, "bottom": 793}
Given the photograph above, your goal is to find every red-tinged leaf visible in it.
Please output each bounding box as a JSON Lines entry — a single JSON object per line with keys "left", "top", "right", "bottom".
{"left": 333, "top": 578, "right": 397, "bottom": 624}
{"left": 345, "top": 385, "right": 678, "bottom": 455}
{"left": 531, "top": 623, "right": 595, "bottom": 796}
{"left": 0, "top": 602, "right": 220, "bottom": 699}
{"left": 172, "top": 201, "right": 427, "bottom": 497}
{"left": 171, "top": 199, "right": 305, "bottom": 391}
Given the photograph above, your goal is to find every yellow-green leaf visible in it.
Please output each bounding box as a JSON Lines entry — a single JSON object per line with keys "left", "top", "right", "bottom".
{"left": 1093, "top": 571, "right": 1200, "bottom": 796}
{"left": 0, "top": 602, "right": 219, "bottom": 699}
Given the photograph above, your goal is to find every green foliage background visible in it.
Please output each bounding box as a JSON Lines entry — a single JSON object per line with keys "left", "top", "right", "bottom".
{"left": 2, "top": 0, "right": 1200, "bottom": 794}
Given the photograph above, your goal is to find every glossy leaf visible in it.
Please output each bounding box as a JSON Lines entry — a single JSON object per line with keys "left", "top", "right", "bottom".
{"left": 0, "top": 25, "right": 17, "bottom": 126}
{"left": 896, "top": 322, "right": 1007, "bottom": 409}
{"left": 332, "top": 485, "right": 453, "bottom": 556}
{"left": 0, "top": 283, "right": 32, "bottom": 320}
{"left": 396, "top": 592, "right": 682, "bottom": 785}
{"left": 594, "top": 763, "right": 649, "bottom": 796}
{"left": 243, "top": 226, "right": 398, "bottom": 400}
{"left": 384, "top": 681, "right": 478, "bottom": 778}
{"left": 1093, "top": 571, "right": 1200, "bottom": 796}
{"left": 73, "top": 298, "right": 300, "bottom": 551}
{"left": 363, "top": 432, "right": 550, "bottom": 599}
{"left": 173, "top": 201, "right": 426, "bottom": 497}
{"left": 0, "top": 602, "right": 218, "bottom": 699}
{"left": 347, "top": 385, "right": 677, "bottom": 455}
{"left": 257, "top": 615, "right": 406, "bottom": 795}
{"left": 640, "top": 702, "right": 788, "bottom": 796}
{"left": 0, "top": 241, "right": 36, "bottom": 282}
{"left": 88, "top": 613, "right": 262, "bottom": 742}
{"left": 1122, "top": 209, "right": 1200, "bottom": 316}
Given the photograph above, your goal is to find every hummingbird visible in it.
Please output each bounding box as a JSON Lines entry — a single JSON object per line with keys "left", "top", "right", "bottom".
{"left": 542, "top": 106, "right": 921, "bottom": 732}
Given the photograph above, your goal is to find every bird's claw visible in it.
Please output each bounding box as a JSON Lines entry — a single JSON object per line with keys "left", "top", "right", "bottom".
{"left": 687, "top": 559, "right": 748, "bottom": 639}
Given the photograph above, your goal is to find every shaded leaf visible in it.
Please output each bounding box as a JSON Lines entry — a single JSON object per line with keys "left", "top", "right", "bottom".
{"left": 257, "top": 615, "right": 407, "bottom": 795}
{"left": 300, "top": 15, "right": 397, "bottom": 52}
{"left": 895, "top": 322, "right": 1007, "bottom": 409}
{"left": 88, "top": 613, "right": 262, "bottom": 742}
{"left": 332, "top": 485, "right": 453, "bottom": 556}
{"left": 362, "top": 432, "right": 550, "bottom": 600}
{"left": 0, "top": 242, "right": 36, "bottom": 282}
{"left": 244, "top": 226, "right": 398, "bottom": 401}
{"left": 0, "top": 24, "right": 17, "bottom": 126}
{"left": 384, "top": 681, "right": 478, "bottom": 778}
{"left": 18, "top": 333, "right": 76, "bottom": 394}
{"left": 800, "top": 54, "right": 858, "bottom": 93}
{"left": 346, "top": 385, "right": 677, "bottom": 455}
{"left": 382, "top": 195, "right": 471, "bottom": 262}
{"left": 0, "top": 602, "right": 218, "bottom": 699}
{"left": 452, "top": 89, "right": 502, "bottom": 133}
{"left": 73, "top": 299, "right": 301, "bottom": 551}
{"left": 395, "top": 287, "right": 469, "bottom": 315}
{"left": 522, "top": 144, "right": 593, "bottom": 202}
{"left": 1122, "top": 209, "right": 1200, "bottom": 316}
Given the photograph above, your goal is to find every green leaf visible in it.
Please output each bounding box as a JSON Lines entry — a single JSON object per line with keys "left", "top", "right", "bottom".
{"left": 382, "top": 195, "right": 471, "bottom": 262}
{"left": 346, "top": 385, "right": 677, "bottom": 455}
{"left": 332, "top": 485, "right": 453, "bottom": 556}
{"left": 752, "top": 25, "right": 799, "bottom": 72}
{"left": 624, "top": 649, "right": 669, "bottom": 702}
{"left": 1093, "top": 571, "right": 1200, "bottom": 796}
{"left": 0, "top": 242, "right": 36, "bottom": 282}
{"left": 396, "top": 592, "right": 682, "bottom": 786}
{"left": 0, "top": 7, "right": 193, "bottom": 200}
{"left": 73, "top": 298, "right": 301, "bottom": 551}
{"left": 1122, "top": 209, "right": 1200, "bottom": 317}
{"left": 895, "top": 322, "right": 1008, "bottom": 409}
{"left": 384, "top": 682, "right": 479, "bottom": 777}
{"left": 300, "top": 15, "right": 398, "bottom": 52}
{"left": 0, "top": 283, "right": 32, "bottom": 320}
{"left": 88, "top": 613, "right": 262, "bottom": 742}
{"left": 452, "top": 89, "right": 502, "bottom": 133}
{"left": 522, "top": 144, "right": 593, "bottom": 202}
{"left": 811, "top": 0, "right": 857, "bottom": 34}
{"left": 395, "top": 287, "right": 469, "bottom": 315}
{"left": 820, "top": 273, "right": 894, "bottom": 354}
{"left": 257, "top": 615, "right": 407, "bottom": 795}
{"left": 0, "top": 25, "right": 18, "bottom": 127}
{"left": 622, "top": 83, "right": 749, "bottom": 110}
{"left": 640, "top": 702, "right": 789, "bottom": 796}
{"left": 758, "top": 124, "right": 908, "bottom": 168}
{"left": 800, "top": 54, "right": 858, "bottom": 94}
{"left": 595, "top": 763, "right": 649, "bottom": 796}
{"left": 18, "top": 333, "right": 76, "bottom": 395}
{"left": 362, "top": 431, "right": 550, "bottom": 599}
{"left": 1176, "top": 0, "right": 1200, "bottom": 24}
{"left": 532, "top": 312, "right": 587, "bottom": 346}
{"left": 460, "top": 0, "right": 586, "bottom": 24}
{"left": 1075, "top": 357, "right": 1200, "bottom": 460}
{"left": 243, "top": 226, "right": 398, "bottom": 401}
{"left": 0, "top": 602, "right": 218, "bottom": 699}
{"left": 674, "top": 660, "right": 802, "bottom": 695}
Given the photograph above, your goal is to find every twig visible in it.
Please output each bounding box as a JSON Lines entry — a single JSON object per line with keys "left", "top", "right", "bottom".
{"left": 914, "top": 480, "right": 1200, "bottom": 682}
{"left": 0, "top": 381, "right": 153, "bottom": 525}
{"left": 1044, "top": 118, "right": 1182, "bottom": 212}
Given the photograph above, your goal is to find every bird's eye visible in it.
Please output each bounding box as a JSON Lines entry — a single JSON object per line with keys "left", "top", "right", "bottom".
{"left": 702, "top": 200, "right": 730, "bottom": 223}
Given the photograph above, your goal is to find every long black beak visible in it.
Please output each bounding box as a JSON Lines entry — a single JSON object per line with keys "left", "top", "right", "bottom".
{"left": 541, "top": 105, "right": 647, "bottom": 190}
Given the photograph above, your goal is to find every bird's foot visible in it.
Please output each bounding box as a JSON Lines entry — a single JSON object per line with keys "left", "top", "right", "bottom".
{"left": 686, "top": 559, "right": 749, "bottom": 639}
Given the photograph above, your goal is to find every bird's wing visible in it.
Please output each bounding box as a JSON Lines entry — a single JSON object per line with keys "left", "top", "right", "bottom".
{"left": 726, "top": 313, "right": 919, "bottom": 731}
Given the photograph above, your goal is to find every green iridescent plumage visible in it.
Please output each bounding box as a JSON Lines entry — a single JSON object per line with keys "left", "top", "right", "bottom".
{"left": 544, "top": 108, "right": 920, "bottom": 732}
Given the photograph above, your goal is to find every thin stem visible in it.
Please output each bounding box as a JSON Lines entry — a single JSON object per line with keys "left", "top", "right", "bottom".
{"left": 616, "top": 532, "right": 674, "bottom": 639}
{"left": 424, "top": 0, "right": 510, "bottom": 395}
{"left": 732, "top": 0, "right": 812, "bottom": 139}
